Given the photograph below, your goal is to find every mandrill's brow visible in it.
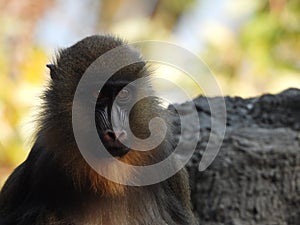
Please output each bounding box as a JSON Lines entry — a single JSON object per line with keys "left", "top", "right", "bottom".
{"left": 92, "top": 79, "right": 136, "bottom": 90}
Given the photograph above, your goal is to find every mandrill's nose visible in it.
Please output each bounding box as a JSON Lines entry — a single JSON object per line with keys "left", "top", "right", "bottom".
{"left": 102, "top": 129, "right": 129, "bottom": 157}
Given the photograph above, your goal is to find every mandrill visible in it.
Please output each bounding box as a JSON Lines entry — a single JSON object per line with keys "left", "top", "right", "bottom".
{"left": 0, "top": 35, "right": 197, "bottom": 225}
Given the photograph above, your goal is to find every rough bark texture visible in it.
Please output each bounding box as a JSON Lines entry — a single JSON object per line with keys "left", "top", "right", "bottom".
{"left": 173, "top": 88, "right": 300, "bottom": 225}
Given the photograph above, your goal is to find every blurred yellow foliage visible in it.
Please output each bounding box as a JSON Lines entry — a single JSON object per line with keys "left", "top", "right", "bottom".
{"left": 0, "top": 44, "right": 47, "bottom": 185}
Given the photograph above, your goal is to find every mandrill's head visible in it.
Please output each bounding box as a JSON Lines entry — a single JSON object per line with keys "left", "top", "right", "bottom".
{"left": 38, "top": 35, "right": 172, "bottom": 196}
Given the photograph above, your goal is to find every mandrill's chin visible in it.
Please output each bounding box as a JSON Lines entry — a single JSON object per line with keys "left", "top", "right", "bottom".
{"left": 105, "top": 146, "right": 130, "bottom": 158}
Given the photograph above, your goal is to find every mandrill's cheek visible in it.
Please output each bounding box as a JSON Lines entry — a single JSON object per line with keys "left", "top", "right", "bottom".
{"left": 95, "top": 109, "right": 111, "bottom": 132}
{"left": 110, "top": 104, "right": 129, "bottom": 132}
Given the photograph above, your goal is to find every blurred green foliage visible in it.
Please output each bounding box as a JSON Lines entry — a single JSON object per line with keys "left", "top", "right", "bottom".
{"left": 203, "top": 0, "right": 300, "bottom": 96}
{"left": 241, "top": 0, "right": 300, "bottom": 70}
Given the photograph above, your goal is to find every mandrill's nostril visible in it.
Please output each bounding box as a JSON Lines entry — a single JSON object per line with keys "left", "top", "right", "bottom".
{"left": 103, "top": 130, "right": 116, "bottom": 142}
{"left": 103, "top": 129, "right": 127, "bottom": 142}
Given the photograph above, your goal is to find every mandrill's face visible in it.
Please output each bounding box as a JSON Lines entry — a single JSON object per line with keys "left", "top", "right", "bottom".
{"left": 45, "top": 38, "right": 170, "bottom": 180}
{"left": 93, "top": 72, "right": 144, "bottom": 158}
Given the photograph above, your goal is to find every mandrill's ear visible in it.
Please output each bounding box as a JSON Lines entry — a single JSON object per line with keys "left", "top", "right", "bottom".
{"left": 46, "top": 64, "right": 59, "bottom": 80}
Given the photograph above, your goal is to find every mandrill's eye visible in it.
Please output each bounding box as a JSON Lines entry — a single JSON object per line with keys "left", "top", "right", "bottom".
{"left": 116, "top": 88, "right": 131, "bottom": 104}
{"left": 118, "top": 89, "right": 129, "bottom": 99}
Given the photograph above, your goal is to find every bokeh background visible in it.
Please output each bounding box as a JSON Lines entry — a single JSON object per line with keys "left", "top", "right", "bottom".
{"left": 0, "top": 0, "right": 299, "bottom": 187}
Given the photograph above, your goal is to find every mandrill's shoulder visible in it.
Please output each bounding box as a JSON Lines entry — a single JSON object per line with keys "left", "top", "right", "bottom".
{"left": 0, "top": 152, "right": 33, "bottom": 224}
{"left": 0, "top": 160, "right": 29, "bottom": 212}
{"left": 0, "top": 143, "right": 45, "bottom": 213}
{"left": 0, "top": 142, "right": 71, "bottom": 223}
